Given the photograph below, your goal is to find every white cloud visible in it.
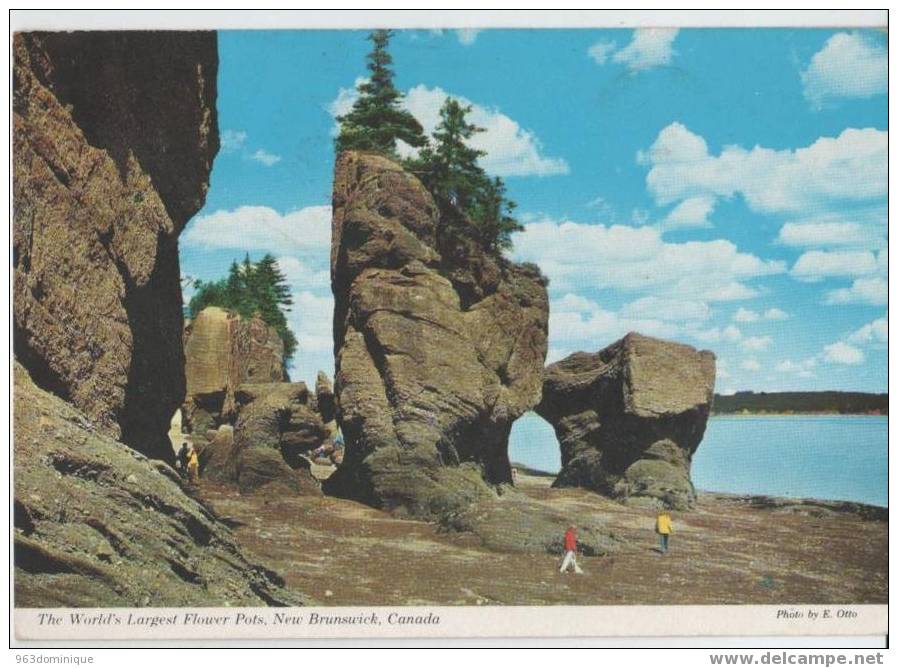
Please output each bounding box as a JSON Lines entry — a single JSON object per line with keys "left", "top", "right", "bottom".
{"left": 741, "top": 359, "right": 761, "bottom": 372}
{"left": 662, "top": 196, "right": 715, "bottom": 230}
{"left": 825, "top": 277, "right": 888, "bottom": 306}
{"left": 587, "top": 41, "right": 616, "bottom": 64}
{"left": 288, "top": 290, "right": 335, "bottom": 354}
{"left": 733, "top": 308, "right": 759, "bottom": 323}
{"left": 742, "top": 335, "right": 773, "bottom": 352}
{"left": 764, "top": 308, "right": 790, "bottom": 321}
{"left": 621, "top": 296, "right": 710, "bottom": 322}
{"left": 775, "top": 358, "right": 817, "bottom": 378}
{"left": 400, "top": 85, "right": 569, "bottom": 177}
{"left": 791, "top": 250, "right": 879, "bottom": 282}
{"left": 275, "top": 255, "right": 330, "bottom": 290}
{"left": 777, "top": 221, "right": 871, "bottom": 248}
{"left": 548, "top": 293, "right": 697, "bottom": 349}
{"left": 329, "top": 83, "right": 569, "bottom": 178}
{"left": 513, "top": 217, "right": 784, "bottom": 299}
{"left": 220, "top": 129, "right": 247, "bottom": 152}
{"left": 612, "top": 28, "right": 678, "bottom": 72}
{"left": 250, "top": 149, "right": 282, "bottom": 167}
{"left": 847, "top": 317, "right": 888, "bottom": 345}
{"left": 801, "top": 32, "right": 887, "bottom": 108}
{"left": 455, "top": 29, "right": 481, "bottom": 46}
{"left": 823, "top": 341, "right": 865, "bottom": 365}
{"left": 182, "top": 205, "right": 332, "bottom": 255}
{"left": 639, "top": 123, "right": 887, "bottom": 220}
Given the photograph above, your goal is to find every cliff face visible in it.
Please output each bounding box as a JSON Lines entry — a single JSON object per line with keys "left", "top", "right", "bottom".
{"left": 182, "top": 306, "right": 286, "bottom": 435}
{"left": 536, "top": 333, "right": 716, "bottom": 510}
{"left": 13, "top": 363, "right": 306, "bottom": 607}
{"left": 324, "top": 151, "right": 549, "bottom": 517}
{"left": 12, "top": 31, "right": 219, "bottom": 461}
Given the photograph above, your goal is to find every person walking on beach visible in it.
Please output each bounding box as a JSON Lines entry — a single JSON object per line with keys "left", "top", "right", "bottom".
{"left": 187, "top": 446, "right": 200, "bottom": 485}
{"left": 656, "top": 511, "right": 672, "bottom": 554}
{"left": 559, "top": 525, "right": 583, "bottom": 574}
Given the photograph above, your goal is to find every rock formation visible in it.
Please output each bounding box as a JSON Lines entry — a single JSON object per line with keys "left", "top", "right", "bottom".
{"left": 13, "top": 363, "right": 307, "bottom": 607}
{"left": 324, "top": 151, "right": 549, "bottom": 518}
{"left": 204, "top": 383, "right": 326, "bottom": 495}
{"left": 536, "top": 333, "right": 716, "bottom": 510}
{"left": 315, "top": 371, "right": 336, "bottom": 424}
{"left": 182, "top": 306, "right": 286, "bottom": 436}
{"left": 13, "top": 31, "right": 218, "bottom": 461}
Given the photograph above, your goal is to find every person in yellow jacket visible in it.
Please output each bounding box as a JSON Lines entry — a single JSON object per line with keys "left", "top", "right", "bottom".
{"left": 187, "top": 447, "right": 200, "bottom": 485}
{"left": 656, "top": 511, "right": 672, "bottom": 554}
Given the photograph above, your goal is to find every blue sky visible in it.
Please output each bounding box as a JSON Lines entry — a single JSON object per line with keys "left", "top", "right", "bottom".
{"left": 179, "top": 28, "right": 887, "bottom": 393}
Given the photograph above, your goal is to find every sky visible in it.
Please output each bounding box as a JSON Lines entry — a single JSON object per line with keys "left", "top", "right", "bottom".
{"left": 179, "top": 28, "right": 888, "bottom": 394}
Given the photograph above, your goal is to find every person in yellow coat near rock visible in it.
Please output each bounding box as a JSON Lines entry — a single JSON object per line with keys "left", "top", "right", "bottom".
{"left": 187, "top": 446, "right": 200, "bottom": 485}
{"left": 656, "top": 511, "right": 672, "bottom": 554}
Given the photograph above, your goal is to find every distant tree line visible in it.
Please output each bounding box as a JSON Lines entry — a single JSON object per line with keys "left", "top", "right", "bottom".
{"left": 188, "top": 254, "right": 297, "bottom": 364}
{"left": 336, "top": 29, "right": 522, "bottom": 254}
{"left": 712, "top": 391, "right": 888, "bottom": 415}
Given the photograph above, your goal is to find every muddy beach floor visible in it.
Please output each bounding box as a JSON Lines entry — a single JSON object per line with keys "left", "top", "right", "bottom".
{"left": 198, "top": 471, "right": 887, "bottom": 606}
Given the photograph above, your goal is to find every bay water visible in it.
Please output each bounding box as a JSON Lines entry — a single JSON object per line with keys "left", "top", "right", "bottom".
{"left": 508, "top": 413, "right": 888, "bottom": 507}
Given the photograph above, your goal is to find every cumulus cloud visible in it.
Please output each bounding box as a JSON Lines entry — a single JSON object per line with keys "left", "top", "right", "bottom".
{"left": 823, "top": 341, "right": 865, "bottom": 365}
{"left": 825, "top": 277, "right": 888, "bottom": 306}
{"left": 612, "top": 28, "right": 679, "bottom": 72}
{"left": 662, "top": 196, "right": 715, "bottom": 230}
{"left": 801, "top": 32, "right": 887, "bottom": 108}
{"left": 733, "top": 308, "right": 759, "bottom": 323}
{"left": 775, "top": 358, "right": 817, "bottom": 378}
{"left": 250, "top": 149, "right": 282, "bottom": 167}
{"left": 182, "top": 205, "right": 332, "bottom": 255}
{"left": 640, "top": 123, "right": 886, "bottom": 219}
{"left": 764, "top": 308, "right": 790, "bottom": 321}
{"left": 512, "top": 217, "right": 784, "bottom": 299}
{"left": 791, "top": 250, "right": 879, "bottom": 282}
{"left": 328, "top": 83, "right": 569, "bottom": 178}
{"left": 847, "top": 316, "right": 888, "bottom": 345}
{"left": 548, "top": 293, "right": 680, "bottom": 347}
{"left": 776, "top": 220, "right": 884, "bottom": 249}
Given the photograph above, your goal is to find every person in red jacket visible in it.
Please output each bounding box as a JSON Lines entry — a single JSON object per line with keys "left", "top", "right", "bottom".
{"left": 559, "top": 525, "right": 584, "bottom": 574}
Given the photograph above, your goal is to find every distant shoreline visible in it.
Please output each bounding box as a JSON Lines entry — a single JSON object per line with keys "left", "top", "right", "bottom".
{"left": 710, "top": 411, "right": 887, "bottom": 417}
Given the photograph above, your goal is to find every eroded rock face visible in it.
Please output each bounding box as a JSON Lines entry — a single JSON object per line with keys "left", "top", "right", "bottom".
{"left": 12, "top": 32, "right": 218, "bottom": 461}
{"left": 182, "top": 307, "right": 286, "bottom": 436}
{"left": 324, "top": 152, "right": 549, "bottom": 517}
{"left": 13, "top": 363, "right": 306, "bottom": 607}
{"left": 230, "top": 383, "right": 327, "bottom": 495}
{"left": 536, "top": 333, "right": 716, "bottom": 510}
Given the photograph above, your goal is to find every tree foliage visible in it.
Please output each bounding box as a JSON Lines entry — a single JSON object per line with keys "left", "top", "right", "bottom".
{"left": 188, "top": 254, "right": 298, "bottom": 364}
{"left": 409, "top": 97, "right": 523, "bottom": 253}
{"left": 335, "top": 30, "right": 427, "bottom": 157}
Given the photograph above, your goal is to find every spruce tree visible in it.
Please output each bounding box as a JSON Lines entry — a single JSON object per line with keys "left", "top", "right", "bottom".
{"left": 336, "top": 30, "right": 427, "bottom": 157}
{"left": 412, "top": 97, "right": 523, "bottom": 254}
{"left": 188, "top": 255, "right": 297, "bottom": 364}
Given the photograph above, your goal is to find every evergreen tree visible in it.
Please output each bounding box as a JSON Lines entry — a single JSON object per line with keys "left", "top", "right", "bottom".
{"left": 188, "top": 254, "right": 297, "bottom": 364}
{"left": 411, "top": 97, "right": 523, "bottom": 254}
{"left": 335, "top": 30, "right": 427, "bottom": 157}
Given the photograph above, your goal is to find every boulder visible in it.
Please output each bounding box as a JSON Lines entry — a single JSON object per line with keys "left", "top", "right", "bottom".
{"left": 324, "top": 151, "right": 549, "bottom": 518}
{"left": 536, "top": 332, "right": 716, "bottom": 510}
{"left": 12, "top": 32, "right": 218, "bottom": 461}
{"left": 315, "top": 370, "right": 336, "bottom": 423}
{"left": 13, "top": 363, "right": 307, "bottom": 607}
{"left": 199, "top": 425, "right": 237, "bottom": 483}
{"left": 231, "top": 383, "right": 327, "bottom": 495}
{"left": 182, "top": 306, "right": 286, "bottom": 436}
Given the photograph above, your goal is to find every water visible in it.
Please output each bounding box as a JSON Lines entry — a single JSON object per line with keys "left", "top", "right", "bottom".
{"left": 508, "top": 413, "right": 888, "bottom": 507}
